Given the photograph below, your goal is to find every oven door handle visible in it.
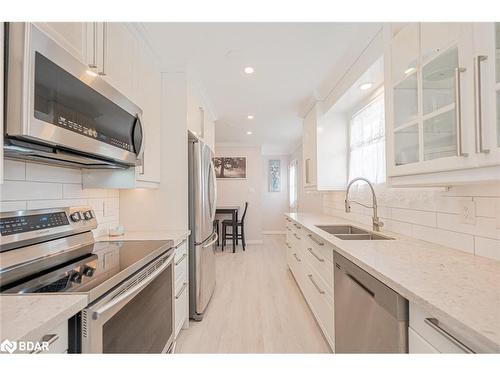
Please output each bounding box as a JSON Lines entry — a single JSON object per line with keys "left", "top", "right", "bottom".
{"left": 92, "top": 253, "right": 174, "bottom": 320}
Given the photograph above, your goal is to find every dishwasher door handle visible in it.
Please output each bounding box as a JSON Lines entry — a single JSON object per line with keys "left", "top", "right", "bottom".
{"left": 347, "top": 273, "right": 375, "bottom": 298}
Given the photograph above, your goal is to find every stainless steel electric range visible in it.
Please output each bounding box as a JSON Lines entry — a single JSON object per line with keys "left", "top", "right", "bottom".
{"left": 0, "top": 206, "right": 175, "bottom": 353}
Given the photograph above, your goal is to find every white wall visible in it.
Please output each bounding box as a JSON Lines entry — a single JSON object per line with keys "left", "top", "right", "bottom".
{"left": 321, "top": 183, "right": 500, "bottom": 261}
{"left": 261, "top": 154, "right": 289, "bottom": 233}
{"left": 0, "top": 160, "right": 119, "bottom": 236}
{"left": 214, "top": 144, "right": 263, "bottom": 243}
{"left": 119, "top": 72, "right": 189, "bottom": 232}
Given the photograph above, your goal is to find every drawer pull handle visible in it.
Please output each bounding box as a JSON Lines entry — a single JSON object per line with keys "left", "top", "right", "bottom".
{"left": 286, "top": 243, "right": 292, "bottom": 249}
{"left": 294, "top": 224, "right": 302, "bottom": 229}
{"left": 175, "top": 282, "right": 188, "bottom": 299}
{"left": 307, "top": 274, "right": 325, "bottom": 294}
{"left": 31, "top": 334, "right": 59, "bottom": 354}
{"left": 307, "top": 247, "right": 324, "bottom": 262}
{"left": 293, "top": 233, "right": 301, "bottom": 240}
{"left": 307, "top": 234, "right": 324, "bottom": 246}
{"left": 293, "top": 253, "right": 301, "bottom": 262}
{"left": 424, "top": 318, "right": 475, "bottom": 353}
{"left": 286, "top": 227, "right": 291, "bottom": 231}
{"left": 175, "top": 253, "right": 187, "bottom": 266}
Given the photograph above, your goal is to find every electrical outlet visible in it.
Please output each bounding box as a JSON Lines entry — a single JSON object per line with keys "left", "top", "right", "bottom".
{"left": 460, "top": 200, "right": 476, "bottom": 225}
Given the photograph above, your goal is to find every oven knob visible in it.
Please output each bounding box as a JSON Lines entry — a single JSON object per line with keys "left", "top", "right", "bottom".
{"left": 83, "top": 266, "right": 95, "bottom": 277}
{"left": 83, "top": 210, "right": 93, "bottom": 220}
{"left": 70, "top": 212, "right": 81, "bottom": 222}
{"left": 70, "top": 271, "right": 82, "bottom": 283}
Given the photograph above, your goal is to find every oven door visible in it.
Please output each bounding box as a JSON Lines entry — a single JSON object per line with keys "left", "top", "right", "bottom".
{"left": 81, "top": 251, "right": 174, "bottom": 353}
{"left": 5, "top": 23, "right": 143, "bottom": 167}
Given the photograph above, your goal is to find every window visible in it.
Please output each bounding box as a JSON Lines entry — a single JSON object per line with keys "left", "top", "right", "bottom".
{"left": 348, "top": 94, "right": 386, "bottom": 184}
{"left": 289, "top": 159, "right": 298, "bottom": 209}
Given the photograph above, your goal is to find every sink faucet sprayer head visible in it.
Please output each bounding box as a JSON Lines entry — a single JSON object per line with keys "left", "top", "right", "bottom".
{"left": 344, "top": 200, "right": 351, "bottom": 213}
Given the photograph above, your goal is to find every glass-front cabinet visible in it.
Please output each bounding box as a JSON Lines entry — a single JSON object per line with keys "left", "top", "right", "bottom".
{"left": 385, "top": 23, "right": 500, "bottom": 185}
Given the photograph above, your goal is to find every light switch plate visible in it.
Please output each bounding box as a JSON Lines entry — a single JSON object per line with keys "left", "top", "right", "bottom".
{"left": 460, "top": 200, "right": 476, "bottom": 225}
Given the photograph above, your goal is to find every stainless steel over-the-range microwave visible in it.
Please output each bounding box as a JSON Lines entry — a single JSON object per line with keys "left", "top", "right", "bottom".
{"left": 3, "top": 22, "right": 144, "bottom": 169}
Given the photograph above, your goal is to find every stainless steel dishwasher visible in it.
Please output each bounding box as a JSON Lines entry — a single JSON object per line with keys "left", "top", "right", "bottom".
{"left": 334, "top": 252, "right": 408, "bottom": 353}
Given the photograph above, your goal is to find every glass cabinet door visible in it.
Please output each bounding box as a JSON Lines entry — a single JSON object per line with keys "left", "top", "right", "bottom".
{"left": 422, "top": 47, "right": 459, "bottom": 160}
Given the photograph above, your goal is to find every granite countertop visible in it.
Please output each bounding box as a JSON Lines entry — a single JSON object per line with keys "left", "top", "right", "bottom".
{"left": 286, "top": 212, "right": 500, "bottom": 353}
{"left": 96, "top": 230, "right": 190, "bottom": 246}
{"left": 0, "top": 294, "right": 87, "bottom": 342}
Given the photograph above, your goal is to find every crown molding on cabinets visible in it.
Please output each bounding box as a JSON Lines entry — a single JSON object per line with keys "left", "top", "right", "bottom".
{"left": 126, "top": 23, "right": 162, "bottom": 70}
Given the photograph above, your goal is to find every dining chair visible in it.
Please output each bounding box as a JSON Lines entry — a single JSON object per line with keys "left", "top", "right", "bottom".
{"left": 221, "top": 202, "right": 248, "bottom": 252}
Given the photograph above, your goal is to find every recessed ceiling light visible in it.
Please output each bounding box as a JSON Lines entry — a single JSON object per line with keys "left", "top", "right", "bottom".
{"left": 246, "top": 131, "right": 253, "bottom": 135}
{"left": 86, "top": 70, "right": 98, "bottom": 77}
{"left": 247, "top": 114, "right": 254, "bottom": 120}
{"left": 404, "top": 67, "right": 416, "bottom": 75}
{"left": 244, "top": 66, "right": 254, "bottom": 74}
{"left": 359, "top": 82, "right": 373, "bottom": 91}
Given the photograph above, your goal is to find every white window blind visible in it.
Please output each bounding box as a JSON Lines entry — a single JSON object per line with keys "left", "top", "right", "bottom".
{"left": 289, "top": 159, "right": 298, "bottom": 209}
{"left": 348, "top": 94, "right": 386, "bottom": 184}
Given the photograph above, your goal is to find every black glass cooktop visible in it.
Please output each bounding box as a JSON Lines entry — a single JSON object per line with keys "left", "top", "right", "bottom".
{"left": 1, "top": 240, "right": 172, "bottom": 300}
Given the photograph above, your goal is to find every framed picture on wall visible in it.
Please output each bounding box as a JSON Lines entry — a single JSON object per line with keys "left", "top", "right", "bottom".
{"left": 268, "top": 159, "right": 281, "bottom": 192}
{"left": 213, "top": 157, "right": 247, "bottom": 179}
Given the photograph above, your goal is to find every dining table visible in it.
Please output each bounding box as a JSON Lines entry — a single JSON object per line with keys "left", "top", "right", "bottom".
{"left": 215, "top": 205, "right": 239, "bottom": 252}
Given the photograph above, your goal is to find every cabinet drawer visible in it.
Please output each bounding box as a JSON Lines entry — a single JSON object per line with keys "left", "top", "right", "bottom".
{"left": 304, "top": 231, "right": 333, "bottom": 263}
{"left": 31, "top": 321, "right": 68, "bottom": 354}
{"left": 409, "top": 302, "right": 473, "bottom": 353}
{"left": 174, "top": 241, "right": 188, "bottom": 262}
{"left": 174, "top": 280, "right": 189, "bottom": 337}
{"left": 409, "top": 327, "right": 439, "bottom": 353}
{"left": 301, "top": 264, "right": 334, "bottom": 347}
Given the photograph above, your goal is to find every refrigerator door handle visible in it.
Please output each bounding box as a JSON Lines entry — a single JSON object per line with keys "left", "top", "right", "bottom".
{"left": 209, "top": 159, "right": 217, "bottom": 223}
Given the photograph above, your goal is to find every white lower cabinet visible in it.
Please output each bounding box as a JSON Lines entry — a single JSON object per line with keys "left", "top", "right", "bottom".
{"left": 286, "top": 217, "right": 335, "bottom": 351}
{"left": 25, "top": 320, "right": 68, "bottom": 354}
{"left": 409, "top": 302, "right": 473, "bottom": 353}
{"left": 174, "top": 240, "right": 189, "bottom": 338}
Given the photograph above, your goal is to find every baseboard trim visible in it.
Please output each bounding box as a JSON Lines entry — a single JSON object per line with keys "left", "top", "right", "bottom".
{"left": 262, "top": 231, "right": 286, "bottom": 235}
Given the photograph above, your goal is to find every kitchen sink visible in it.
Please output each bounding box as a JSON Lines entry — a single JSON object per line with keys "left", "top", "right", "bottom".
{"left": 315, "top": 225, "right": 369, "bottom": 235}
{"left": 315, "top": 225, "right": 394, "bottom": 240}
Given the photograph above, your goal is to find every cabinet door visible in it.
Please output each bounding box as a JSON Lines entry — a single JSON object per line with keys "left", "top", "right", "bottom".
{"left": 203, "top": 110, "right": 216, "bottom": 151}
{"left": 302, "top": 106, "right": 318, "bottom": 188}
{"left": 100, "top": 22, "right": 136, "bottom": 99}
{"left": 136, "top": 58, "right": 161, "bottom": 184}
{"left": 35, "top": 22, "right": 88, "bottom": 64}
{"left": 473, "top": 22, "right": 500, "bottom": 165}
{"left": 389, "top": 23, "right": 478, "bottom": 178}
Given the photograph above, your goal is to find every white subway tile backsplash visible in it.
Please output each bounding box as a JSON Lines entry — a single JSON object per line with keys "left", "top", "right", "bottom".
{"left": 0, "top": 201, "right": 27, "bottom": 213}
{"left": 0, "top": 180, "right": 63, "bottom": 201}
{"left": 1, "top": 162, "right": 119, "bottom": 235}
{"left": 321, "top": 182, "right": 500, "bottom": 260}
{"left": 26, "top": 163, "right": 82, "bottom": 184}
{"left": 27, "top": 199, "right": 88, "bottom": 210}
{"left": 3, "top": 160, "right": 26, "bottom": 181}
{"left": 474, "top": 236, "right": 500, "bottom": 261}
{"left": 474, "top": 197, "right": 500, "bottom": 218}
{"left": 391, "top": 207, "right": 437, "bottom": 227}
{"left": 412, "top": 224, "right": 474, "bottom": 254}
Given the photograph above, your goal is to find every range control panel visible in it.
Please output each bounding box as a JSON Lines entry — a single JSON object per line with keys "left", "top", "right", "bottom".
{"left": 0, "top": 212, "right": 69, "bottom": 236}
{"left": 0, "top": 207, "right": 98, "bottom": 252}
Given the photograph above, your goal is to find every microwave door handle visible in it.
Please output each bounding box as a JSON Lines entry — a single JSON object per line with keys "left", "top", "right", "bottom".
{"left": 92, "top": 253, "right": 173, "bottom": 319}
{"left": 134, "top": 113, "right": 145, "bottom": 167}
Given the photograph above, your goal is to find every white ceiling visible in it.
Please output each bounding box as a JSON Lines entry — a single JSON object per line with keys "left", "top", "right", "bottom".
{"left": 139, "top": 23, "right": 381, "bottom": 153}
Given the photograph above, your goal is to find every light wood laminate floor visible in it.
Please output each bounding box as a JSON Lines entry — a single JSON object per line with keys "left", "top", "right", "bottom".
{"left": 175, "top": 235, "right": 331, "bottom": 353}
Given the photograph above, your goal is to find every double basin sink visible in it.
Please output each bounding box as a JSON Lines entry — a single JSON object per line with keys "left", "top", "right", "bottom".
{"left": 315, "top": 225, "right": 394, "bottom": 241}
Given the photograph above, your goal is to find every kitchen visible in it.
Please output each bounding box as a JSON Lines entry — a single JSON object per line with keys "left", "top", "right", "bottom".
{"left": 1, "top": 1, "right": 500, "bottom": 373}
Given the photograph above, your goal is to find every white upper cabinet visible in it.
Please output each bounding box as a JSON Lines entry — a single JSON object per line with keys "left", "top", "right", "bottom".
{"left": 473, "top": 23, "right": 500, "bottom": 167}
{"left": 187, "top": 80, "right": 216, "bottom": 150}
{"left": 302, "top": 104, "right": 319, "bottom": 189}
{"left": 385, "top": 23, "right": 499, "bottom": 186}
{"left": 35, "top": 23, "right": 89, "bottom": 64}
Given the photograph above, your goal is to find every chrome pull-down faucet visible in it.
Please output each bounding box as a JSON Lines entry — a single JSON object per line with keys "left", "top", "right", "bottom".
{"left": 344, "top": 177, "right": 384, "bottom": 232}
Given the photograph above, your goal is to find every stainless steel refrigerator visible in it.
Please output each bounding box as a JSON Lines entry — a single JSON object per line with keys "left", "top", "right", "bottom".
{"left": 188, "top": 131, "right": 217, "bottom": 321}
